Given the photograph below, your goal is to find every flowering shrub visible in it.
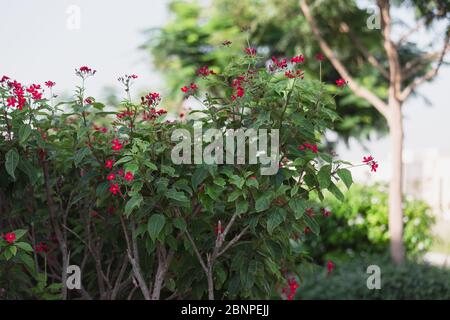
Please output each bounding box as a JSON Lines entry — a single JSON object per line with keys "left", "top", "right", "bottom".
{"left": 0, "top": 48, "right": 357, "bottom": 299}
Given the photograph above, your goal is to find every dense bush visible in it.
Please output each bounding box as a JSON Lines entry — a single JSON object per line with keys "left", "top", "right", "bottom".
{"left": 0, "top": 49, "right": 361, "bottom": 299}
{"left": 304, "top": 184, "right": 434, "bottom": 262}
{"left": 297, "top": 255, "right": 450, "bottom": 300}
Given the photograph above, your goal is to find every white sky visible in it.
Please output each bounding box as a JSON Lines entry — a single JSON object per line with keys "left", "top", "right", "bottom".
{"left": 1, "top": 0, "right": 449, "bottom": 179}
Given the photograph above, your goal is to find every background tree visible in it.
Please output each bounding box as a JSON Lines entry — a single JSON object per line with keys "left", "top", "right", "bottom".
{"left": 144, "top": 0, "right": 450, "bottom": 263}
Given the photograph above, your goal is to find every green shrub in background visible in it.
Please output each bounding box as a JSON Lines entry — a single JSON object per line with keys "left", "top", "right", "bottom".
{"left": 297, "top": 255, "right": 450, "bottom": 300}
{"left": 305, "top": 184, "right": 434, "bottom": 262}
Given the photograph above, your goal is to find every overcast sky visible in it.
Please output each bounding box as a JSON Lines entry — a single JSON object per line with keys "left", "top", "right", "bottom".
{"left": 1, "top": 0, "right": 449, "bottom": 180}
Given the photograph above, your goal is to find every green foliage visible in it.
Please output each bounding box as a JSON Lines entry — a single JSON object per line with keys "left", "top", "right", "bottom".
{"left": 305, "top": 184, "right": 434, "bottom": 262}
{"left": 297, "top": 255, "right": 450, "bottom": 300}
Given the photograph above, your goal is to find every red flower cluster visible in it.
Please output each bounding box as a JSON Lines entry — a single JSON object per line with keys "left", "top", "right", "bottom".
{"left": 76, "top": 66, "right": 96, "bottom": 78}
{"left": 297, "top": 142, "right": 318, "bottom": 153}
{"left": 109, "top": 183, "right": 120, "bottom": 195}
{"left": 315, "top": 53, "right": 324, "bottom": 61}
{"left": 111, "top": 139, "right": 123, "bottom": 151}
{"left": 335, "top": 78, "right": 347, "bottom": 87}
{"left": 116, "top": 110, "right": 134, "bottom": 119}
{"left": 35, "top": 242, "right": 49, "bottom": 253}
{"left": 93, "top": 125, "right": 108, "bottom": 133}
{"left": 6, "top": 80, "right": 27, "bottom": 110}
{"left": 270, "top": 56, "right": 288, "bottom": 71}
{"left": 141, "top": 92, "right": 161, "bottom": 107}
{"left": 181, "top": 83, "right": 198, "bottom": 95}
{"left": 306, "top": 207, "right": 315, "bottom": 217}
{"left": 44, "top": 81, "right": 56, "bottom": 88}
{"left": 231, "top": 76, "right": 246, "bottom": 100}
{"left": 282, "top": 277, "right": 299, "bottom": 300}
{"left": 143, "top": 107, "right": 167, "bottom": 121}
{"left": 363, "top": 155, "right": 379, "bottom": 172}
{"left": 244, "top": 47, "right": 257, "bottom": 56}
{"left": 26, "top": 84, "right": 43, "bottom": 100}
{"left": 322, "top": 208, "right": 331, "bottom": 217}
{"left": 105, "top": 159, "right": 114, "bottom": 169}
{"left": 124, "top": 171, "right": 134, "bottom": 182}
{"left": 197, "top": 66, "right": 215, "bottom": 77}
{"left": 2, "top": 232, "right": 16, "bottom": 244}
{"left": 285, "top": 69, "right": 304, "bottom": 79}
{"left": 290, "top": 55, "right": 305, "bottom": 64}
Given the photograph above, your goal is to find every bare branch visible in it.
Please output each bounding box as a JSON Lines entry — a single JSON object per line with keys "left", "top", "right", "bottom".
{"left": 400, "top": 31, "right": 450, "bottom": 101}
{"left": 217, "top": 225, "right": 250, "bottom": 258}
{"left": 396, "top": 19, "right": 424, "bottom": 46}
{"left": 299, "top": 0, "right": 390, "bottom": 118}
{"left": 184, "top": 228, "right": 208, "bottom": 273}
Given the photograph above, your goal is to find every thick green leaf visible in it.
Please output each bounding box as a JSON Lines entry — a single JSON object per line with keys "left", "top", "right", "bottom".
{"left": 266, "top": 208, "right": 286, "bottom": 234}
{"left": 5, "top": 148, "right": 19, "bottom": 180}
{"left": 172, "top": 217, "right": 187, "bottom": 232}
{"left": 191, "top": 167, "right": 209, "bottom": 190}
{"left": 124, "top": 194, "right": 143, "bottom": 216}
{"left": 328, "top": 182, "right": 345, "bottom": 201}
{"left": 317, "top": 165, "right": 331, "bottom": 188}
{"left": 235, "top": 200, "right": 249, "bottom": 215}
{"left": 147, "top": 214, "right": 166, "bottom": 241}
{"left": 337, "top": 168, "right": 353, "bottom": 189}
{"left": 255, "top": 193, "right": 272, "bottom": 212}
{"left": 19, "top": 124, "right": 32, "bottom": 144}
{"left": 166, "top": 188, "right": 188, "bottom": 202}
{"left": 288, "top": 198, "right": 307, "bottom": 219}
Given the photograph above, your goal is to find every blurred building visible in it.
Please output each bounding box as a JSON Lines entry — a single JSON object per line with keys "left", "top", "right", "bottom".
{"left": 404, "top": 149, "right": 450, "bottom": 216}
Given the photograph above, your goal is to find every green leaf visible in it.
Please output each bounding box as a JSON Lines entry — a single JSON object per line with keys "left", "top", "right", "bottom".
{"left": 161, "top": 165, "right": 176, "bottom": 177}
{"left": 74, "top": 147, "right": 90, "bottom": 167}
{"left": 236, "top": 200, "right": 249, "bottom": 215}
{"left": 288, "top": 198, "right": 307, "bottom": 219}
{"left": 328, "top": 182, "right": 345, "bottom": 201}
{"left": 337, "top": 168, "right": 353, "bottom": 189}
{"left": 266, "top": 208, "right": 286, "bottom": 235}
{"left": 5, "top": 148, "right": 19, "bottom": 180}
{"left": 255, "top": 193, "right": 272, "bottom": 212}
{"left": 172, "top": 217, "right": 187, "bottom": 232}
{"left": 15, "top": 242, "right": 33, "bottom": 252}
{"left": 147, "top": 214, "right": 166, "bottom": 241}
{"left": 317, "top": 165, "right": 331, "bottom": 188}
{"left": 14, "top": 229, "right": 27, "bottom": 240}
{"left": 19, "top": 124, "right": 32, "bottom": 144}
{"left": 191, "top": 167, "right": 209, "bottom": 190}
{"left": 114, "top": 156, "right": 133, "bottom": 167}
{"left": 304, "top": 214, "right": 320, "bottom": 235}
{"left": 124, "top": 194, "right": 143, "bottom": 217}
{"left": 166, "top": 188, "right": 188, "bottom": 202}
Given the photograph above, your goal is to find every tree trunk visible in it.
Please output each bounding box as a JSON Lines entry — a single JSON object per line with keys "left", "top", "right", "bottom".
{"left": 387, "top": 103, "right": 405, "bottom": 264}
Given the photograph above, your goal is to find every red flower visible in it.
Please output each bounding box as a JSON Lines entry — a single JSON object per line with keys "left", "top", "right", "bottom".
{"left": 335, "top": 78, "right": 347, "bottom": 87}
{"left": 236, "top": 87, "right": 245, "bottom": 98}
{"left": 124, "top": 171, "right": 134, "bottom": 182}
{"left": 363, "top": 155, "right": 374, "bottom": 163}
{"left": 363, "top": 155, "right": 379, "bottom": 172}
{"left": 105, "top": 159, "right": 114, "bottom": 169}
{"left": 1, "top": 75, "right": 10, "bottom": 83}
{"left": 298, "top": 142, "right": 318, "bottom": 153}
{"left": 322, "top": 208, "right": 331, "bottom": 217}
{"left": 222, "top": 40, "right": 232, "bottom": 46}
{"left": 129, "top": 74, "right": 138, "bottom": 79}
{"left": 190, "top": 83, "right": 198, "bottom": 90}
{"left": 84, "top": 98, "right": 93, "bottom": 104}
{"left": 6, "top": 97, "right": 16, "bottom": 107}
{"left": 271, "top": 56, "right": 288, "bottom": 69}
{"left": 181, "top": 86, "right": 189, "bottom": 93}
{"left": 76, "top": 66, "right": 96, "bottom": 78}
{"left": 2, "top": 232, "right": 16, "bottom": 244}
{"left": 306, "top": 208, "right": 314, "bottom": 217}
{"left": 304, "top": 227, "right": 311, "bottom": 234}
{"left": 290, "top": 55, "right": 305, "bottom": 63}
{"left": 371, "top": 161, "right": 379, "bottom": 172}
{"left": 45, "top": 81, "right": 56, "bottom": 88}
{"left": 244, "top": 47, "right": 257, "bottom": 56}
{"left": 90, "top": 210, "right": 98, "bottom": 218}
{"left": 327, "top": 260, "right": 335, "bottom": 274}
{"left": 117, "top": 169, "right": 124, "bottom": 176}
{"left": 107, "top": 173, "right": 116, "bottom": 181}
{"left": 197, "top": 66, "right": 215, "bottom": 77}
{"left": 35, "top": 242, "right": 49, "bottom": 253}
{"left": 111, "top": 139, "right": 123, "bottom": 151}
{"left": 109, "top": 183, "right": 120, "bottom": 195}
{"left": 315, "top": 53, "right": 324, "bottom": 61}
